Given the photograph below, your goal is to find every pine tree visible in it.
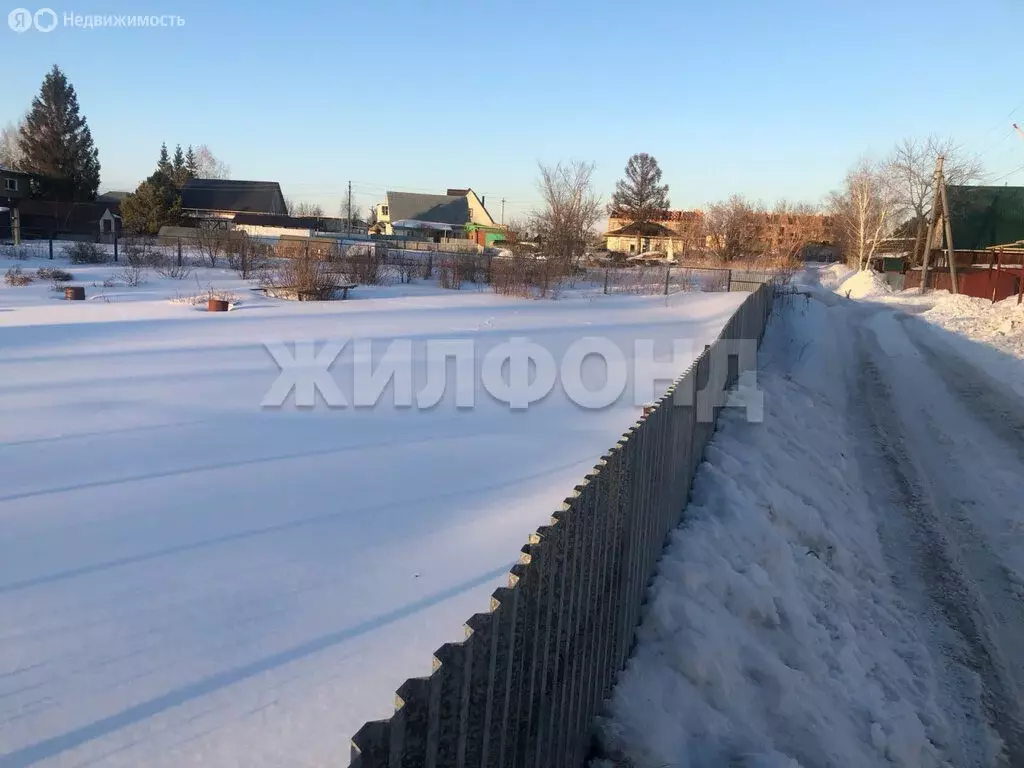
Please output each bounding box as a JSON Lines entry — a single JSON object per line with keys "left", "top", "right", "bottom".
{"left": 185, "top": 145, "right": 198, "bottom": 179}
{"left": 610, "top": 153, "right": 670, "bottom": 253}
{"left": 120, "top": 143, "right": 184, "bottom": 234}
{"left": 171, "top": 144, "right": 186, "bottom": 186}
{"left": 18, "top": 65, "right": 101, "bottom": 200}
{"left": 157, "top": 143, "right": 172, "bottom": 177}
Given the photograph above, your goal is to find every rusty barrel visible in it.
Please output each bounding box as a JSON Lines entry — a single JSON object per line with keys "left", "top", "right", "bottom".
{"left": 65, "top": 286, "right": 85, "bottom": 301}
{"left": 207, "top": 298, "right": 230, "bottom": 312}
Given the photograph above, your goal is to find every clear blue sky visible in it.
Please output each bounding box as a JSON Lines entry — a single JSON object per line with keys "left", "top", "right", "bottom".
{"left": 4, "top": 0, "right": 1024, "bottom": 221}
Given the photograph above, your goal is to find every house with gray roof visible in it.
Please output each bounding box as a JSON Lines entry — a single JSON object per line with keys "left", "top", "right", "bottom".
{"left": 373, "top": 188, "right": 496, "bottom": 241}
{"left": 180, "top": 179, "right": 287, "bottom": 221}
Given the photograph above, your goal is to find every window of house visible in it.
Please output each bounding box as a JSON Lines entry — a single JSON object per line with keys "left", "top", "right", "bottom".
{"left": 102, "top": 219, "right": 112, "bottom": 234}
{"left": 629, "top": 243, "right": 636, "bottom": 254}
{"left": 4, "top": 178, "right": 18, "bottom": 192}
{"left": 381, "top": 206, "right": 388, "bottom": 216}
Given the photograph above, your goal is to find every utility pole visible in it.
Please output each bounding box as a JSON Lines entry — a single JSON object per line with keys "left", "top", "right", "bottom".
{"left": 347, "top": 180, "right": 353, "bottom": 234}
{"left": 501, "top": 197, "right": 506, "bottom": 226}
{"left": 940, "top": 175, "right": 959, "bottom": 294}
{"left": 919, "top": 155, "right": 944, "bottom": 294}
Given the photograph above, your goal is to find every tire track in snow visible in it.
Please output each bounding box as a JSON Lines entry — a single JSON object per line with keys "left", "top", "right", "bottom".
{"left": 896, "top": 313, "right": 1024, "bottom": 463}
{"left": 849, "top": 314, "right": 1024, "bottom": 766}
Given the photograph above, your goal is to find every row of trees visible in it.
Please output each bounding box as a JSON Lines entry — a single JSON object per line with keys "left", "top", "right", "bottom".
{"left": 1, "top": 65, "right": 230, "bottom": 216}
{"left": 521, "top": 140, "right": 984, "bottom": 275}
{"left": 120, "top": 143, "right": 228, "bottom": 234}
{"left": 829, "top": 137, "right": 983, "bottom": 270}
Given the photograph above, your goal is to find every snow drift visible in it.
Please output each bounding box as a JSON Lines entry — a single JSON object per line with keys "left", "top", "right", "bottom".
{"left": 593, "top": 293, "right": 955, "bottom": 768}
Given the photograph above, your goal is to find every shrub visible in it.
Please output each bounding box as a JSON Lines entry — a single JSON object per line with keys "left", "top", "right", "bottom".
{"left": 155, "top": 260, "right": 193, "bottom": 280}
{"left": 490, "top": 254, "right": 564, "bottom": 298}
{"left": 116, "top": 263, "right": 147, "bottom": 287}
{"left": 264, "top": 252, "right": 341, "bottom": 299}
{"left": 338, "top": 243, "right": 385, "bottom": 285}
{"left": 226, "top": 234, "right": 271, "bottom": 280}
{"left": 120, "top": 237, "right": 166, "bottom": 268}
{"left": 37, "top": 267, "right": 73, "bottom": 282}
{"left": 67, "top": 241, "right": 109, "bottom": 264}
{"left": 0, "top": 243, "right": 31, "bottom": 260}
{"left": 4, "top": 266, "right": 33, "bottom": 286}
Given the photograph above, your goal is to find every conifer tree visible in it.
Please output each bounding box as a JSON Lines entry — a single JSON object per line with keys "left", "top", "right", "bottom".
{"left": 18, "top": 65, "right": 101, "bottom": 200}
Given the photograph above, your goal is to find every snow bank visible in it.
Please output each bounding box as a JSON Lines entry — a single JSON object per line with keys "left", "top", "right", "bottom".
{"left": 836, "top": 269, "right": 893, "bottom": 299}
{"left": 817, "top": 263, "right": 856, "bottom": 289}
{"left": 593, "top": 298, "right": 952, "bottom": 768}
{"left": 921, "top": 294, "right": 1024, "bottom": 359}
{"left": 872, "top": 286, "right": 1024, "bottom": 398}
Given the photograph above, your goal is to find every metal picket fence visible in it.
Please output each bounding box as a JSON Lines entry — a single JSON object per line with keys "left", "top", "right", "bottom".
{"left": 349, "top": 283, "right": 776, "bottom": 768}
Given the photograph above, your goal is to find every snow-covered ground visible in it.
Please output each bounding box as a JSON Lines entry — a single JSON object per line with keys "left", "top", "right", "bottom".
{"left": 595, "top": 266, "right": 1024, "bottom": 767}
{"left": 0, "top": 252, "right": 746, "bottom": 767}
{"left": 826, "top": 264, "right": 1024, "bottom": 397}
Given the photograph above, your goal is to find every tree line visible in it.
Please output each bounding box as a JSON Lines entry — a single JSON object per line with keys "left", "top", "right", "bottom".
{"left": 0, "top": 65, "right": 229, "bottom": 232}
{"left": 119, "top": 142, "right": 228, "bottom": 234}
{"left": 519, "top": 142, "right": 984, "bottom": 271}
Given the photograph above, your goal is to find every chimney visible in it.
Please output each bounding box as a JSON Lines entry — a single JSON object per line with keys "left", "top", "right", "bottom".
{"left": 481, "top": 195, "right": 485, "bottom": 207}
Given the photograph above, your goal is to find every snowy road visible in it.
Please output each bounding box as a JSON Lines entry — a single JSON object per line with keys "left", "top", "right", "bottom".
{"left": 597, "top": 269, "right": 1024, "bottom": 767}
{"left": 846, "top": 294, "right": 1024, "bottom": 763}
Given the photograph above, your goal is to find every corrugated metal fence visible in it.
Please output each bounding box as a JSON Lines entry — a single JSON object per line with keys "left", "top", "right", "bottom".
{"left": 349, "top": 283, "right": 776, "bottom": 768}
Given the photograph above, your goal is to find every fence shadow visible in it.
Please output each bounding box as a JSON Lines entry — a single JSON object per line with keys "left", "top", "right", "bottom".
{"left": 347, "top": 284, "right": 776, "bottom": 767}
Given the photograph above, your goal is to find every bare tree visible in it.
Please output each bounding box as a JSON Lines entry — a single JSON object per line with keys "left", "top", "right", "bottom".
{"left": 704, "top": 195, "right": 767, "bottom": 262}
{"left": 885, "top": 137, "right": 983, "bottom": 264}
{"left": 610, "top": 153, "right": 670, "bottom": 253}
{"left": 0, "top": 116, "right": 26, "bottom": 170}
{"left": 287, "top": 199, "right": 324, "bottom": 217}
{"left": 226, "top": 232, "right": 271, "bottom": 280}
{"left": 531, "top": 160, "right": 602, "bottom": 278}
{"left": 195, "top": 220, "right": 230, "bottom": 267}
{"left": 192, "top": 145, "right": 230, "bottom": 179}
{"left": 828, "top": 158, "right": 896, "bottom": 271}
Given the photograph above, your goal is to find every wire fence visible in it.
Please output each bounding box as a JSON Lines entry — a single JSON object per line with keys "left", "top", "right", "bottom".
{"left": 1, "top": 231, "right": 784, "bottom": 297}
{"left": 348, "top": 283, "right": 776, "bottom": 768}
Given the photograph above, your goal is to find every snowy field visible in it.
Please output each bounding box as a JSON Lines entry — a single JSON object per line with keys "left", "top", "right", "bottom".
{"left": 0, "top": 252, "right": 746, "bottom": 767}
{"left": 595, "top": 266, "right": 1024, "bottom": 767}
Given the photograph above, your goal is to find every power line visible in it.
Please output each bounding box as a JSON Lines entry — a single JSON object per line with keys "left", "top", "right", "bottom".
{"left": 987, "top": 162, "right": 1024, "bottom": 185}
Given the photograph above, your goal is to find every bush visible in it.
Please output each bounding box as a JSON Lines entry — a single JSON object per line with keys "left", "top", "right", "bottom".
{"left": 37, "top": 267, "right": 73, "bottom": 282}
{"left": 120, "top": 238, "right": 166, "bottom": 268}
{"left": 67, "top": 241, "right": 109, "bottom": 264}
{"left": 264, "top": 252, "right": 342, "bottom": 299}
{"left": 4, "top": 266, "right": 33, "bottom": 286}
{"left": 0, "top": 243, "right": 31, "bottom": 260}
{"left": 155, "top": 260, "right": 193, "bottom": 280}
{"left": 116, "top": 263, "right": 147, "bottom": 287}
{"left": 226, "top": 234, "right": 271, "bottom": 280}
{"left": 490, "top": 254, "right": 564, "bottom": 298}
{"left": 338, "top": 243, "right": 386, "bottom": 285}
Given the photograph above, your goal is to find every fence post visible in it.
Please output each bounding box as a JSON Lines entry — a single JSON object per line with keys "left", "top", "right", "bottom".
{"left": 726, "top": 269, "right": 732, "bottom": 292}
{"left": 663, "top": 264, "right": 671, "bottom": 295}
{"left": 603, "top": 267, "right": 609, "bottom": 295}
{"left": 113, "top": 226, "right": 118, "bottom": 262}
{"left": 48, "top": 231, "right": 54, "bottom": 260}
{"left": 177, "top": 237, "right": 183, "bottom": 267}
